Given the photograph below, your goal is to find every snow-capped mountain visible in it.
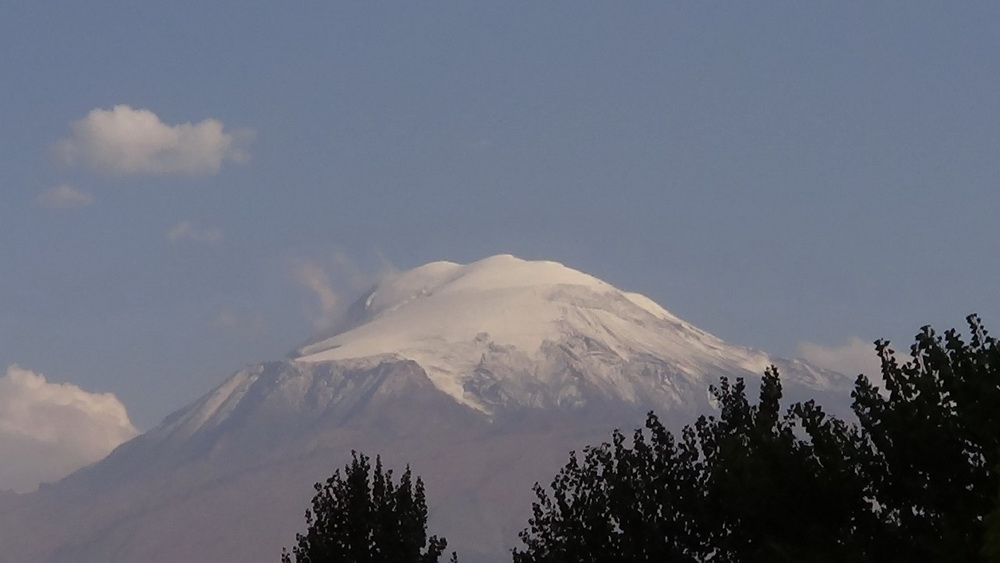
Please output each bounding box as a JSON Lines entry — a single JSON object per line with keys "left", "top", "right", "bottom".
{"left": 0, "top": 255, "right": 854, "bottom": 563}
{"left": 141, "top": 255, "right": 847, "bottom": 455}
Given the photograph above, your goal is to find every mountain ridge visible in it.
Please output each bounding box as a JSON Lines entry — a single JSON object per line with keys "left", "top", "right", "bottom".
{"left": 0, "top": 254, "right": 855, "bottom": 563}
{"left": 292, "top": 254, "right": 847, "bottom": 415}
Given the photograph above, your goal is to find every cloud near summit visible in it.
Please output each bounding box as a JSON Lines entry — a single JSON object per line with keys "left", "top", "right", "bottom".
{"left": 293, "top": 260, "right": 340, "bottom": 330}
{"left": 0, "top": 365, "right": 138, "bottom": 493}
{"left": 54, "top": 105, "right": 252, "bottom": 176}
{"left": 798, "top": 336, "right": 882, "bottom": 380}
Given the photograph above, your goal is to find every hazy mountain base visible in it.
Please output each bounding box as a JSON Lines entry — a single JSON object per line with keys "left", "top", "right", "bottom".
{"left": 0, "top": 365, "right": 843, "bottom": 562}
{"left": 0, "top": 352, "right": 849, "bottom": 563}
{"left": 0, "top": 257, "right": 855, "bottom": 562}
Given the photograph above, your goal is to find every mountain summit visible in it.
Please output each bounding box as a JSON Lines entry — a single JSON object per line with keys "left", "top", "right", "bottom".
{"left": 0, "top": 255, "right": 854, "bottom": 563}
{"left": 294, "top": 254, "right": 844, "bottom": 414}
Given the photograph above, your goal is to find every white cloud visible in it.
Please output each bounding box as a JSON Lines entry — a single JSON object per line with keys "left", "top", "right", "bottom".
{"left": 0, "top": 365, "right": 138, "bottom": 493}
{"left": 54, "top": 105, "right": 252, "bottom": 176}
{"left": 167, "top": 221, "right": 224, "bottom": 244}
{"left": 798, "top": 336, "right": 882, "bottom": 380}
{"left": 35, "top": 184, "right": 94, "bottom": 209}
{"left": 293, "top": 260, "right": 340, "bottom": 330}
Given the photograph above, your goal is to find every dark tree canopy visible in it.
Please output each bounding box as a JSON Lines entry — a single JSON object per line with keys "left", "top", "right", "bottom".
{"left": 513, "top": 371, "right": 870, "bottom": 563}
{"left": 282, "top": 451, "right": 451, "bottom": 563}
{"left": 853, "top": 314, "right": 1000, "bottom": 560}
{"left": 515, "top": 315, "right": 1000, "bottom": 562}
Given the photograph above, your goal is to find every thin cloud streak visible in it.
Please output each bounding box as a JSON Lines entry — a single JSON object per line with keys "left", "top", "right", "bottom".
{"left": 798, "top": 336, "right": 882, "bottom": 380}
{"left": 36, "top": 184, "right": 93, "bottom": 209}
{"left": 292, "top": 252, "right": 395, "bottom": 332}
{"left": 167, "top": 221, "right": 224, "bottom": 244}
{"left": 293, "top": 260, "right": 340, "bottom": 330}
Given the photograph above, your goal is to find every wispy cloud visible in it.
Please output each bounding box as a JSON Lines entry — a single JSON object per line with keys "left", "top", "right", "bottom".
{"left": 797, "top": 336, "right": 881, "bottom": 380}
{"left": 54, "top": 105, "right": 253, "bottom": 176}
{"left": 293, "top": 260, "right": 340, "bottom": 330}
{"left": 292, "top": 252, "right": 396, "bottom": 332}
{"left": 0, "top": 365, "right": 138, "bottom": 493}
{"left": 35, "top": 184, "right": 94, "bottom": 209}
{"left": 167, "top": 221, "right": 224, "bottom": 244}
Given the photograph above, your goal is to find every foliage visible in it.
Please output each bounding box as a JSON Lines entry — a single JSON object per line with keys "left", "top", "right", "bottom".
{"left": 513, "top": 371, "right": 870, "bottom": 562}
{"left": 514, "top": 315, "right": 1000, "bottom": 562}
{"left": 282, "top": 451, "right": 452, "bottom": 563}
{"left": 983, "top": 464, "right": 1000, "bottom": 562}
{"left": 852, "top": 314, "right": 1000, "bottom": 561}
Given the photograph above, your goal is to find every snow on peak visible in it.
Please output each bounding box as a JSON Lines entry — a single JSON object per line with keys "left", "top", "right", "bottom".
{"left": 297, "top": 255, "right": 611, "bottom": 358}
{"left": 293, "top": 254, "right": 846, "bottom": 413}
{"left": 360, "top": 254, "right": 608, "bottom": 317}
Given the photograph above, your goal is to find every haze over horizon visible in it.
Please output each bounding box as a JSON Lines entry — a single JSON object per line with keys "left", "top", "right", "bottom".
{"left": 2, "top": 2, "right": 999, "bottom": 493}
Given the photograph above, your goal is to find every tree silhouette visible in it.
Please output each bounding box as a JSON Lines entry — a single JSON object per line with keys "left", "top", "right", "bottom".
{"left": 282, "top": 451, "right": 451, "bottom": 563}
{"left": 515, "top": 315, "right": 1000, "bottom": 562}
{"left": 514, "top": 370, "right": 870, "bottom": 562}
{"left": 852, "top": 314, "right": 1000, "bottom": 560}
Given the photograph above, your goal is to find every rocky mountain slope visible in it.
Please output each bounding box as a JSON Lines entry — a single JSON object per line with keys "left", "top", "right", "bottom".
{"left": 0, "top": 255, "right": 853, "bottom": 562}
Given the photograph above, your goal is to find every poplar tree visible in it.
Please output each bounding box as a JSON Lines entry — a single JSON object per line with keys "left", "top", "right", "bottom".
{"left": 515, "top": 315, "right": 1000, "bottom": 562}
{"left": 282, "top": 451, "right": 452, "bottom": 563}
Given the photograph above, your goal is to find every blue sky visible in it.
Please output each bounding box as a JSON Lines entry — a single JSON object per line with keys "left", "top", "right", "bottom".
{"left": 2, "top": 1, "right": 999, "bottom": 443}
